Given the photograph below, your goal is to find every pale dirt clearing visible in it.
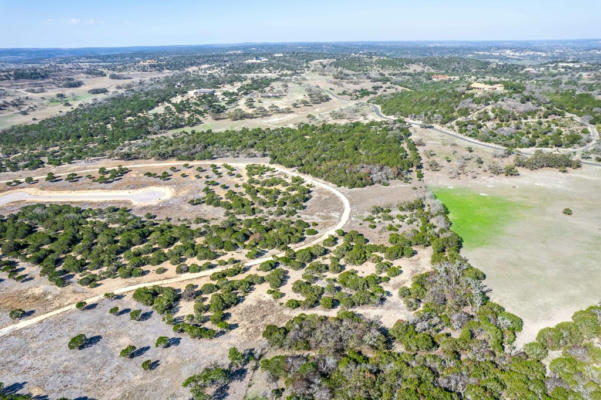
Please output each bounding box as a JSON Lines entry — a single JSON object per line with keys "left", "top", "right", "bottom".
{"left": 0, "top": 294, "right": 259, "bottom": 400}
{"left": 342, "top": 181, "right": 426, "bottom": 243}
{"left": 0, "top": 186, "right": 173, "bottom": 207}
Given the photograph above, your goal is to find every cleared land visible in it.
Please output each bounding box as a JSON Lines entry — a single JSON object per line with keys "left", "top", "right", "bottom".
{"left": 426, "top": 166, "right": 601, "bottom": 345}
{"left": 0, "top": 187, "right": 173, "bottom": 207}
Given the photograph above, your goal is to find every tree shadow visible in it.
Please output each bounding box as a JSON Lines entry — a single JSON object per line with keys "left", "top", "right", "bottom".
{"left": 1, "top": 382, "right": 26, "bottom": 394}
{"left": 139, "top": 311, "right": 153, "bottom": 321}
{"left": 215, "top": 330, "right": 228, "bottom": 338}
{"left": 83, "top": 303, "right": 98, "bottom": 310}
{"left": 117, "top": 308, "right": 131, "bottom": 316}
{"left": 149, "top": 360, "right": 160, "bottom": 370}
{"left": 213, "top": 387, "right": 230, "bottom": 400}
{"left": 167, "top": 337, "right": 181, "bottom": 347}
{"left": 229, "top": 367, "right": 248, "bottom": 383}
{"left": 82, "top": 335, "right": 102, "bottom": 349}
{"left": 23, "top": 310, "right": 35, "bottom": 318}
{"left": 132, "top": 346, "right": 150, "bottom": 358}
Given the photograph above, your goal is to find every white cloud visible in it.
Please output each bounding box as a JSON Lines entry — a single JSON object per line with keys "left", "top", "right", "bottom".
{"left": 69, "top": 18, "right": 81, "bottom": 25}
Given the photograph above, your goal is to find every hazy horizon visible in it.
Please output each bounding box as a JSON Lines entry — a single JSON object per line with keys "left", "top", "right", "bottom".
{"left": 1, "top": 0, "right": 601, "bottom": 48}
{"left": 2, "top": 38, "right": 601, "bottom": 51}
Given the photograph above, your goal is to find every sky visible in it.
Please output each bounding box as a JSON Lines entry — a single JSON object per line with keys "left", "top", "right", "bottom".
{"left": 0, "top": 0, "right": 600, "bottom": 48}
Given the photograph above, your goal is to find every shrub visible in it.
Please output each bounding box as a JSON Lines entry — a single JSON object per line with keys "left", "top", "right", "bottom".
{"left": 182, "top": 367, "right": 229, "bottom": 400}
{"left": 524, "top": 342, "right": 548, "bottom": 360}
{"left": 68, "top": 334, "right": 87, "bottom": 350}
{"left": 141, "top": 359, "right": 153, "bottom": 371}
{"left": 258, "top": 260, "right": 278, "bottom": 272}
{"left": 88, "top": 87, "right": 108, "bottom": 94}
{"left": 285, "top": 299, "right": 301, "bottom": 309}
{"left": 155, "top": 336, "right": 169, "bottom": 348}
{"left": 562, "top": 208, "right": 573, "bottom": 215}
{"left": 262, "top": 325, "right": 288, "bottom": 347}
{"left": 75, "top": 301, "right": 87, "bottom": 310}
{"left": 246, "top": 248, "right": 261, "bottom": 259}
{"left": 390, "top": 320, "right": 438, "bottom": 352}
{"left": 109, "top": 306, "right": 119, "bottom": 315}
{"left": 265, "top": 269, "right": 286, "bottom": 289}
{"left": 228, "top": 346, "right": 244, "bottom": 368}
{"left": 9, "top": 309, "right": 25, "bottom": 320}
{"left": 267, "top": 289, "right": 285, "bottom": 299}
{"left": 504, "top": 165, "right": 519, "bottom": 176}
{"left": 320, "top": 296, "right": 334, "bottom": 309}
{"left": 120, "top": 345, "right": 137, "bottom": 358}
{"left": 515, "top": 150, "right": 581, "bottom": 170}
{"left": 130, "top": 309, "right": 142, "bottom": 321}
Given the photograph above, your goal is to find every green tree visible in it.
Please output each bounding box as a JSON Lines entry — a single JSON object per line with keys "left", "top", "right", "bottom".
{"left": 68, "top": 334, "right": 87, "bottom": 350}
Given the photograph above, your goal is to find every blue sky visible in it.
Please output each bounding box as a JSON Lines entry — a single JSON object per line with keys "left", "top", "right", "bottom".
{"left": 0, "top": 0, "right": 600, "bottom": 48}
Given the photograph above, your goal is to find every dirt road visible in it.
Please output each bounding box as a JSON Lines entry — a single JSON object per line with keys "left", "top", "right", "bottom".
{"left": 372, "top": 104, "right": 601, "bottom": 167}
{"left": 0, "top": 160, "right": 351, "bottom": 337}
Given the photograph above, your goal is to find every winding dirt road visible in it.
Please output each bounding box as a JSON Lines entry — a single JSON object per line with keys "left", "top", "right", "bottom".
{"left": 372, "top": 104, "right": 601, "bottom": 167}
{"left": 0, "top": 161, "right": 351, "bottom": 338}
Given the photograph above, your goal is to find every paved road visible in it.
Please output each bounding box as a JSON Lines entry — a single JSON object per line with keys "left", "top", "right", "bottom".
{"left": 372, "top": 104, "right": 601, "bottom": 167}
{"left": 0, "top": 161, "right": 351, "bottom": 337}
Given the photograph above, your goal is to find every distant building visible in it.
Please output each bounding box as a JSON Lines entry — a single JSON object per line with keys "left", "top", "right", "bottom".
{"left": 194, "top": 89, "right": 216, "bottom": 95}
{"left": 244, "top": 57, "right": 267, "bottom": 63}
{"left": 431, "top": 74, "right": 452, "bottom": 81}
{"left": 468, "top": 82, "right": 504, "bottom": 92}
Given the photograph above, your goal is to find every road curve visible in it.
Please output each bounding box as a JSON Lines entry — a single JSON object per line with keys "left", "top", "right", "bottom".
{"left": 0, "top": 161, "right": 351, "bottom": 337}
{"left": 372, "top": 104, "right": 505, "bottom": 152}
{"left": 372, "top": 104, "right": 601, "bottom": 167}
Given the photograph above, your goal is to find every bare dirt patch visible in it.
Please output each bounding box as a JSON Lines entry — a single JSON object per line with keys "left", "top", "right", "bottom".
{"left": 0, "top": 294, "right": 258, "bottom": 400}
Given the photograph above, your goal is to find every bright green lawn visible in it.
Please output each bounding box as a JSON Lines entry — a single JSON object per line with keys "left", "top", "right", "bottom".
{"left": 431, "top": 187, "right": 527, "bottom": 248}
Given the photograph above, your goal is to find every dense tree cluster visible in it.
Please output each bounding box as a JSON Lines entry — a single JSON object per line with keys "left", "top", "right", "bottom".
{"left": 514, "top": 150, "right": 581, "bottom": 170}
{"left": 549, "top": 91, "right": 601, "bottom": 124}
{"left": 376, "top": 79, "right": 594, "bottom": 149}
{"left": 376, "top": 81, "right": 470, "bottom": 124}
{"left": 0, "top": 203, "right": 313, "bottom": 287}
{"left": 120, "top": 121, "right": 421, "bottom": 187}
{"left": 532, "top": 305, "right": 601, "bottom": 397}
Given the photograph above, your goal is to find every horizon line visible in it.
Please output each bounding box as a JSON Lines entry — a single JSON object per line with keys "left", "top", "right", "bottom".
{"left": 2, "top": 38, "right": 601, "bottom": 51}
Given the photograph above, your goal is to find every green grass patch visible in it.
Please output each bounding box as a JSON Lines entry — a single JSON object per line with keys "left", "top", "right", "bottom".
{"left": 47, "top": 93, "right": 93, "bottom": 106}
{"left": 432, "top": 187, "right": 527, "bottom": 249}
